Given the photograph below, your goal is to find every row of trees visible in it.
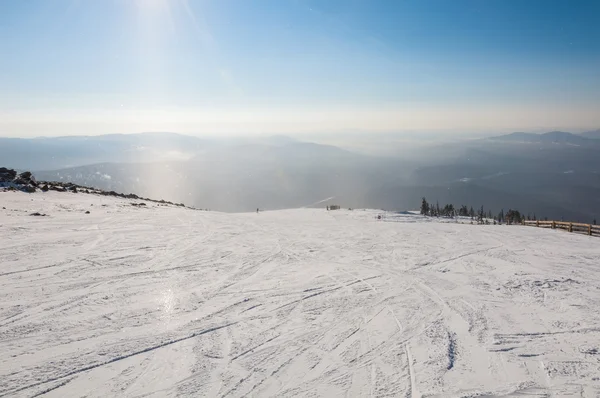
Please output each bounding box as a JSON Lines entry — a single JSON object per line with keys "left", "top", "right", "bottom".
{"left": 419, "top": 198, "right": 598, "bottom": 225}
{"left": 420, "top": 198, "right": 524, "bottom": 225}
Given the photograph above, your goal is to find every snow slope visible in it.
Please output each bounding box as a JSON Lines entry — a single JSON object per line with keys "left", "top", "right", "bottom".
{"left": 1, "top": 192, "right": 600, "bottom": 397}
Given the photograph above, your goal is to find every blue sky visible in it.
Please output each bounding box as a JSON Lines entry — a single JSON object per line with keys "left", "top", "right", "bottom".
{"left": 1, "top": 0, "right": 599, "bottom": 136}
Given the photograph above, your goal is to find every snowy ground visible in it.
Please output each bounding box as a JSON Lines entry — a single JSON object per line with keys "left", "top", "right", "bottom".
{"left": 1, "top": 191, "right": 600, "bottom": 397}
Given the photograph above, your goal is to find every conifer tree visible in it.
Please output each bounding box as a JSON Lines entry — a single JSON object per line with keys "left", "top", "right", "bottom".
{"left": 420, "top": 197, "right": 429, "bottom": 215}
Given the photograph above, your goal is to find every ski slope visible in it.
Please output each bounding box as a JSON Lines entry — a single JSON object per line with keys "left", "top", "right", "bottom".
{"left": 1, "top": 191, "right": 600, "bottom": 397}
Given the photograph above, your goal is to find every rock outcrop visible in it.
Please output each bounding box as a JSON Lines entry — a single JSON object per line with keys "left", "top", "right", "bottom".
{"left": 1, "top": 166, "right": 191, "bottom": 209}
{"left": 0, "top": 168, "right": 38, "bottom": 192}
{"left": 0, "top": 167, "right": 17, "bottom": 183}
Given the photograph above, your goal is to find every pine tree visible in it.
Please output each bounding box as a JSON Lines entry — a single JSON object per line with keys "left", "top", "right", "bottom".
{"left": 420, "top": 197, "right": 429, "bottom": 215}
{"left": 445, "top": 204, "right": 455, "bottom": 218}
{"left": 505, "top": 209, "right": 522, "bottom": 225}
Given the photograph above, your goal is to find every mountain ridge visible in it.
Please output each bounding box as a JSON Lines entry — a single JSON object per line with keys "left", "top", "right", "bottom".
{"left": 490, "top": 130, "right": 600, "bottom": 144}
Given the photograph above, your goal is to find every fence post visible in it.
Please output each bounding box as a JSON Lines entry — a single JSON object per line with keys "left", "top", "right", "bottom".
{"left": 589, "top": 225, "right": 592, "bottom": 236}
{"left": 536, "top": 220, "right": 539, "bottom": 227}
{"left": 552, "top": 221, "right": 555, "bottom": 229}
{"left": 569, "top": 223, "right": 573, "bottom": 233}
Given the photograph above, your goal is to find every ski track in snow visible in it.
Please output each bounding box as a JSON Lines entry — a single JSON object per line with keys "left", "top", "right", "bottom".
{"left": 1, "top": 192, "right": 600, "bottom": 397}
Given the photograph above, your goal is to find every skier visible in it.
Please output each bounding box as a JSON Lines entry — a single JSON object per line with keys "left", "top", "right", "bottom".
{"left": 256, "top": 208, "right": 259, "bottom": 213}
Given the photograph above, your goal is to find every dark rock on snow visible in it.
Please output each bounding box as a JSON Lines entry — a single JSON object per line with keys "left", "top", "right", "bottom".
{"left": 0, "top": 167, "right": 17, "bottom": 182}
{"left": 2, "top": 166, "right": 192, "bottom": 209}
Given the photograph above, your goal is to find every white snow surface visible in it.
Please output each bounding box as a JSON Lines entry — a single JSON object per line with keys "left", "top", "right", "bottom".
{"left": 1, "top": 191, "right": 600, "bottom": 397}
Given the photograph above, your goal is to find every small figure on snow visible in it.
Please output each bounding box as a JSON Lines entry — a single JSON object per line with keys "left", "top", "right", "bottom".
{"left": 257, "top": 208, "right": 259, "bottom": 213}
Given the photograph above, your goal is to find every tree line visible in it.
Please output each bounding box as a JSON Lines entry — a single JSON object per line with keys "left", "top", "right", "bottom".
{"left": 419, "top": 197, "right": 598, "bottom": 226}
{"left": 419, "top": 197, "right": 526, "bottom": 225}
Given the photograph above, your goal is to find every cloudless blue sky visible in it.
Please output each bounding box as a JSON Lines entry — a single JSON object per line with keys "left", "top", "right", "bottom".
{"left": 1, "top": 0, "right": 599, "bottom": 136}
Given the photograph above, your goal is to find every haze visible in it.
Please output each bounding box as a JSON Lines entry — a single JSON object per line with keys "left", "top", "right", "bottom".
{"left": 2, "top": 1, "right": 600, "bottom": 223}
{"left": 1, "top": 0, "right": 600, "bottom": 137}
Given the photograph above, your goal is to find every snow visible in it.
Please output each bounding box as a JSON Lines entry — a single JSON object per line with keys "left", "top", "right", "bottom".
{"left": 1, "top": 191, "right": 600, "bottom": 397}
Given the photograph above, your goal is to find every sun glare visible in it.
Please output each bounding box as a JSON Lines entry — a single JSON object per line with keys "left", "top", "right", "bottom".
{"left": 134, "top": 0, "right": 170, "bottom": 11}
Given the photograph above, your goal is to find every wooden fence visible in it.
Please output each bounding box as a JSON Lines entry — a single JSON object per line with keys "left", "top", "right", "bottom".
{"left": 522, "top": 220, "right": 600, "bottom": 237}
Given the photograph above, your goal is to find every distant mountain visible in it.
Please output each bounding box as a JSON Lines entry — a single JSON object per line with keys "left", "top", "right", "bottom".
{"left": 580, "top": 129, "right": 600, "bottom": 139}
{"left": 0, "top": 132, "right": 305, "bottom": 171}
{"left": 3, "top": 131, "right": 600, "bottom": 221}
{"left": 490, "top": 132, "right": 540, "bottom": 142}
{"left": 31, "top": 139, "right": 398, "bottom": 212}
{"left": 541, "top": 131, "right": 585, "bottom": 143}
{"left": 490, "top": 131, "right": 596, "bottom": 146}
{"left": 0, "top": 132, "right": 214, "bottom": 171}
